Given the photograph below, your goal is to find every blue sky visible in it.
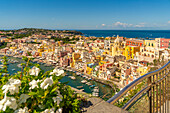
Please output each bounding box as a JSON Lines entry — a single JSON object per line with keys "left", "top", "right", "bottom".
{"left": 0, "top": 0, "right": 170, "bottom": 30}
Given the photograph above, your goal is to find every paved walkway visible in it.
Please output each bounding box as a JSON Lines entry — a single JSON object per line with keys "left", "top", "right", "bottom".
{"left": 81, "top": 97, "right": 129, "bottom": 113}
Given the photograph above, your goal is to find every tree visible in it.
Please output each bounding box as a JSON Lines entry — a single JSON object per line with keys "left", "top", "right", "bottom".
{"left": 153, "top": 59, "right": 157, "bottom": 66}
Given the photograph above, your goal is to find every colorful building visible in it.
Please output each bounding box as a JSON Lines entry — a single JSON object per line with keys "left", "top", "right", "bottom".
{"left": 155, "top": 38, "right": 170, "bottom": 49}
{"left": 126, "top": 39, "right": 144, "bottom": 47}
{"left": 123, "top": 46, "right": 140, "bottom": 60}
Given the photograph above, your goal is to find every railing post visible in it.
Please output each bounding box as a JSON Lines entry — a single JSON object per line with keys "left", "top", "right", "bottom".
{"left": 148, "top": 76, "right": 152, "bottom": 113}
{"left": 167, "top": 66, "right": 170, "bottom": 113}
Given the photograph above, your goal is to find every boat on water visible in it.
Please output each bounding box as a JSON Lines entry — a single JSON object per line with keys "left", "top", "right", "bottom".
{"left": 92, "top": 87, "right": 99, "bottom": 97}
{"left": 92, "top": 92, "right": 99, "bottom": 97}
{"left": 86, "top": 82, "right": 92, "bottom": 86}
{"left": 77, "top": 86, "right": 83, "bottom": 89}
{"left": 17, "top": 64, "right": 22, "bottom": 68}
{"left": 90, "top": 85, "right": 95, "bottom": 88}
{"left": 12, "top": 69, "right": 16, "bottom": 71}
{"left": 70, "top": 76, "right": 76, "bottom": 80}
{"left": 87, "top": 78, "right": 92, "bottom": 80}
{"left": 81, "top": 80, "right": 87, "bottom": 83}
{"left": 76, "top": 72, "right": 81, "bottom": 76}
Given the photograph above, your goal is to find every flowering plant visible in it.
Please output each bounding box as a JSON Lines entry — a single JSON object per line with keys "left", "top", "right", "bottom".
{"left": 0, "top": 56, "right": 81, "bottom": 113}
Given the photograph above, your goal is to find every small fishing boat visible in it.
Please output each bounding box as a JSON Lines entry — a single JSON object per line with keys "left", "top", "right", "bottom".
{"left": 92, "top": 87, "right": 99, "bottom": 97}
{"left": 86, "top": 82, "right": 92, "bottom": 86}
{"left": 89, "top": 85, "right": 95, "bottom": 88}
{"left": 76, "top": 72, "right": 81, "bottom": 76}
{"left": 87, "top": 78, "right": 92, "bottom": 80}
{"left": 81, "top": 80, "right": 87, "bottom": 83}
{"left": 70, "top": 76, "right": 76, "bottom": 80}
{"left": 17, "top": 64, "right": 22, "bottom": 68}
{"left": 12, "top": 69, "right": 16, "bottom": 71}
{"left": 77, "top": 86, "right": 83, "bottom": 89}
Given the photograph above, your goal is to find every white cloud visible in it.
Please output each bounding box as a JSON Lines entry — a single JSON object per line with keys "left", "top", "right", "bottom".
{"left": 168, "top": 21, "right": 170, "bottom": 24}
{"left": 113, "top": 22, "right": 133, "bottom": 27}
{"left": 101, "top": 24, "right": 106, "bottom": 26}
{"left": 134, "top": 23, "right": 145, "bottom": 28}
{"left": 134, "top": 24, "right": 145, "bottom": 27}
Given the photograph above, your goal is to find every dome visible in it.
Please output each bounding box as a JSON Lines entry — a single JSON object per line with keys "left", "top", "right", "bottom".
{"left": 114, "top": 36, "right": 122, "bottom": 43}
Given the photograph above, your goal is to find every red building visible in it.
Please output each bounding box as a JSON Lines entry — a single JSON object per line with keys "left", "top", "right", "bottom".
{"left": 155, "top": 38, "right": 170, "bottom": 49}
{"left": 126, "top": 39, "right": 144, "bottom": 47}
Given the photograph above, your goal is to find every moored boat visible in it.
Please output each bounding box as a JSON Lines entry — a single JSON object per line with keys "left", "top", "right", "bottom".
{"left": 70, "top": 76, "right": 76, "bottom": 80}
{"left": 81, "top": 80, "right": 87, "bottom": 83}
{"left": 90, "top": 85, "right": 95, "bottom": 88}
{"left": 77, "top": 86, "right": 83, "bottom": 89}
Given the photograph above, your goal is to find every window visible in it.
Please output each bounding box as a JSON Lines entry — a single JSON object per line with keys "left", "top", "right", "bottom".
{"left": 162, "top": 44, "right": 164, "bottom": 47}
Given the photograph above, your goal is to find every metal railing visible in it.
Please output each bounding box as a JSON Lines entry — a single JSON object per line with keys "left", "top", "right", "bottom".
{"left": 107, "top": 61, "right": 170, "bottom": 113}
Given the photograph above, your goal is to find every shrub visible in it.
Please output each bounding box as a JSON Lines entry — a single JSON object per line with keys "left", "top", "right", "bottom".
{"left": 0, "top": 56, "right": 81, "bottom": 113}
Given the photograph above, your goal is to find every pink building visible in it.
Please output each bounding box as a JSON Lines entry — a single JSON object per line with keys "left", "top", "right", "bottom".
{"left": 155, "top": 38, "right": 170, "bottom": 49}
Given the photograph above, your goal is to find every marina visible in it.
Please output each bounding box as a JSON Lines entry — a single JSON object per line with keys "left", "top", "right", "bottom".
{"left": 0, "top": 56, "right": 114, "bottom": 100}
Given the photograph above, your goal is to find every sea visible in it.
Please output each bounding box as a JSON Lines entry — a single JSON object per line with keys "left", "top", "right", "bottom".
{"left": 78, "top": 30, "right": 170, "bottom": 39}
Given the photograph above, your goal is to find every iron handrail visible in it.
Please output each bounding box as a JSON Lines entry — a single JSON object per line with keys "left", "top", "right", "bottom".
{"left": 107, "top": 60, "right": 170, "bottom": 110}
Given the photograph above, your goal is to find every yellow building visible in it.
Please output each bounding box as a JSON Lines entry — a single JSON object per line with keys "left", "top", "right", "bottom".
{"left": 96, "top": 55, "right": 101, "bottom": 61}
{"left": 10, "top": 47, "right": 17, "bottom": 49}
{"left": 86, "top": 66, "right": 93, "bottom": 75}
{"left": 103, "top": 50, "right": 110, "bottom": 55}
{"left": 112, "top": 36, "right": 125, "bottom": 56}
{"left": 38, "top": 46, "right": 44, "bottom": 52}
{"left": 72, "top": 53, "right": 80, "bottom": 60}
{"left": 92, "top": 47, "right": 99, "bottom": 52}
{"left": 99, "top": 60, "right": 109, "bottom": 66}
{"left": 123, "top": 46, "right": 140, "bottom": 60}
{"left": 70, "top": 53, "right": 81, "bottom": 67}
{"left": 137, "top": 67, "right": 150, "bottom": 76}
{"left": 144, "top": 40, "right": 156, "bottom": 48}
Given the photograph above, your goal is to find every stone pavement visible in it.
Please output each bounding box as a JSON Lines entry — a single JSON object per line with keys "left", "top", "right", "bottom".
{"left": 81, "top": 97, "right": 129, "bottom": 113}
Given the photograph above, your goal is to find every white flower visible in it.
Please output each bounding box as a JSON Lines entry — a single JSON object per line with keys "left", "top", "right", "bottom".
{"left": 9, "top": 79, "right": 21, "bottom": 87}
{"left": 38, "top": 104, "right": 45, "bottom": 110}
{"left": 56, "top": 108, "right": 62, "bottom": 113}
{"left": 41, "top": 108, "right": 55, "bottom": 113}
{"left": 52, "top": 96, "right": 62, "bottom": 105}
{"left": 50, "top": 69, "right": 64, "bottom": 76}
{"left": 14, "top": 107, "right": 29, "bottom": 113}
{"left": 29, "top": 66, "right": 40, "bottom": 76}
{"left": 0, "top": 94, "right": 7, "bottom": 111}
{"left": 0, "top": 94, "right": 17, "bottom": 111}
{"left": 40, "top": 76, "right": 53, "bottom": 89}
{"left": 18, "top": 94, "right": 29, "bottom": 104}
{"left": 29, "top": 79, "right": 40, "bottom": 89}
{"left": 2, "top": 78, "right": 21, "bottom": 95}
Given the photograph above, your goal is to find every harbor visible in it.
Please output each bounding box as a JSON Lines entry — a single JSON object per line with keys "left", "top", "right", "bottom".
{"left": 0, "top": 56, "right": 114, "bottom": 100}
